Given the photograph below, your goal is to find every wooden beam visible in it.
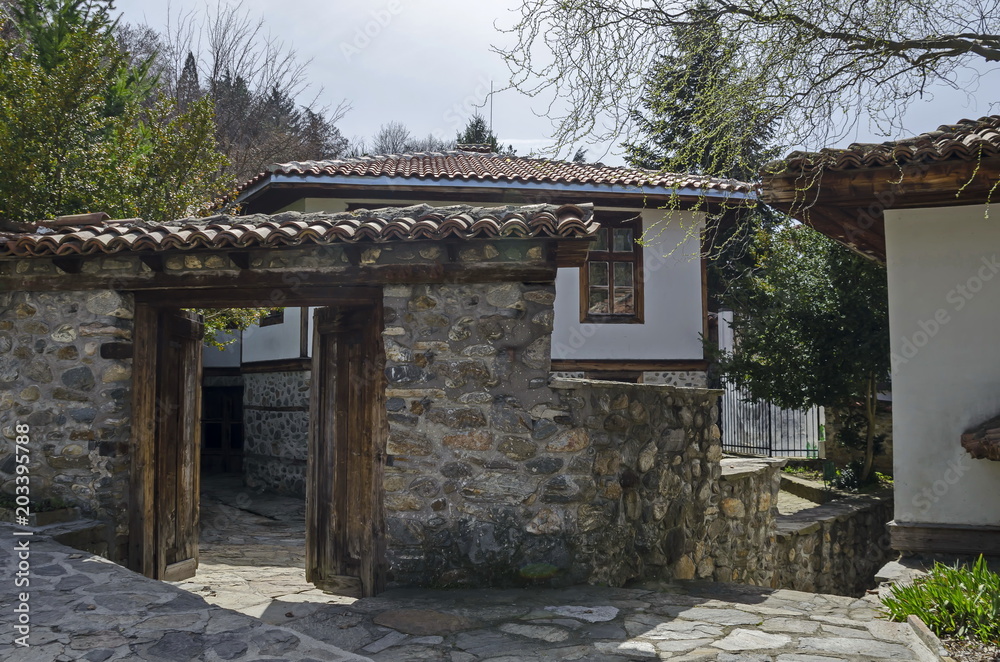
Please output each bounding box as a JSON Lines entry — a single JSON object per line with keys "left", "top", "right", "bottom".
{"left": 241, "top": 357, "right": 313, "bottom": 373}
{"left": 7, "top": 264, "right": 558, "bottom": 294}
{"left": 128, "top": 303, "right": 158, "bottom": 576}
{"left": 135, "top": 285, "right": 381, "bottom": 309}
{"left": 889, "top": 520, "right": 1000, "bottom": 556}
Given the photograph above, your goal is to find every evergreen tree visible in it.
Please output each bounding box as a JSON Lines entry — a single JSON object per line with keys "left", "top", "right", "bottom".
{"left": 456, "top": 113, "right": 514, "bottom": 154}
{"left": 0, "top": 0, "right": 227, "bottom": 227}
{"left": 175, "top": 51, "right": 200, "bottom": 111}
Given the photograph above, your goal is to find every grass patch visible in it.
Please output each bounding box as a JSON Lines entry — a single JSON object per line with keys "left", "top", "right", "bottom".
{"left": 883, "top": 555, "right": 1000, "bottom": 644}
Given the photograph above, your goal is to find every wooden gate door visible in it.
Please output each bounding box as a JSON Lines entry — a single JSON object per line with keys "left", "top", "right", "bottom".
{"left": 306, "top": 305, "right": 387, "bottom": 597}
{"left": 130, "top": 306, "right": 203, "bottom": 581}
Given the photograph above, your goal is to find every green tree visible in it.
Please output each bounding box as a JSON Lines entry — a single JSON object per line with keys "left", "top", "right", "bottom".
{"left": 497, "top": 0, "right": 1000, "bottom": 172}
{"left": 456, "top": 113, "right": 515, "bottom": 154}
{"left": 716, "top": 223, "right": 890, "bottom": 481}
{"left": 622, "top": 6, "right": 780, "bottom": 303}
{"left": 0, "top": 0, "right": 228, "bottom": 227}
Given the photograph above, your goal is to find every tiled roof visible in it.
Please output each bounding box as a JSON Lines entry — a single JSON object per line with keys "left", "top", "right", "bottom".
{"left": 237, "top": 151, "right": 753, "bottom": 195}
{"left": 0, "top": 204, "right": 597, "bottom": 258}
{"left": 771, "top": 115, "right": 1000, "bottom": 173}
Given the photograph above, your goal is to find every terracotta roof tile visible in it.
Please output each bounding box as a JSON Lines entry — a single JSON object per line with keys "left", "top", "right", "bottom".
{"left": 0, "top": 204, "right": 597, "bottom": 258}
{"left": 770, "top": 115, "right": 1000, "bottom": 174}
{"left": 236, "top": 150, "right": 753, "bottom": 195}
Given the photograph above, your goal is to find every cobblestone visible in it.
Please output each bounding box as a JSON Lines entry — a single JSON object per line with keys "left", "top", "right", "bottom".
{"left": 0, "top": 481, "right": 939, "bottom": 661}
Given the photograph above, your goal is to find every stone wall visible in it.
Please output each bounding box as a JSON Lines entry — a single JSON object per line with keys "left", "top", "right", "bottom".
{"left": 709, "top": 458, "right": 784, "bottom": 586}
{"left": 380, "top": 281, "right": 726, "bottom": 588}
{"left": 0, "top": 290, "right": 134, "bottom": 560}
{"left": 775, "top": 490, "right": 894, "bottom": 596}
{"left": 243, "top": 370, "right": 310, "bottom": 497}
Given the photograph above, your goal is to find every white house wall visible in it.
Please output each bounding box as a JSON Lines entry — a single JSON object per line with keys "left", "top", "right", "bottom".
{"left": 241, "top": 310, "right": 303, "bottom": 363}
{"left": 243, "top": 199, "right": 706, "bottom": 364}
{"left": 551, "top": 209, "right": 705, "bottom": 360}
{"left": 885, "top": 204, "right": 1000, "bottom": 527}
{"left": 202, "top": 331, "right": 242, "bottom": 368}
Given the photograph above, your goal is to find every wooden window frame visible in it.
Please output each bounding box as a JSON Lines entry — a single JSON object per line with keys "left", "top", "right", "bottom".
{"left": 579, "top": 213, "right": 645, "bottom": 324}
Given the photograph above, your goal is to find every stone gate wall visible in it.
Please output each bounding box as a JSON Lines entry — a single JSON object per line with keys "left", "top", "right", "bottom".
{"left": 243, "top": 370, "right": 310, "bottom": 497}
{"left": 0, "top": 290, "right": 134, "bottom": 560}
{"left": 380, "top": 281, "right": 727, "bottom": 588}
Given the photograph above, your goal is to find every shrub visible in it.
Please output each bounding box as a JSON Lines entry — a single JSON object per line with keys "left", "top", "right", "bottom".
{"left": 883, "top": 555, "right": 1000, "bottom": 644}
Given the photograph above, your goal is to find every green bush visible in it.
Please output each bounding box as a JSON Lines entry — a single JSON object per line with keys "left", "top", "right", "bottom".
{"left": 883, "top": 555, "right": 1000, "bottom": 643}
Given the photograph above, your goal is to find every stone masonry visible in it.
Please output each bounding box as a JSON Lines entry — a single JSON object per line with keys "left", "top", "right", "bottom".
{"left": 243, "top": 370, "right": 311, "bottom": 497}
{"left": 0, "top": 290, "right": 134, "bottom": 560}
{"left": 380, "top": 281, "right": 729, "bottom": 588}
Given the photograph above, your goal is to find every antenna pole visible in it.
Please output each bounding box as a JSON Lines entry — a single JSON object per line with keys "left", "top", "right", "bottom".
{"left": 490, "top": 81, "right": 494, "bottom": 134}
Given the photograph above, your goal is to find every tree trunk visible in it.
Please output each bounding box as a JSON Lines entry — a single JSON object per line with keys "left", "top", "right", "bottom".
{"left": 860, "top": 373, "right": 877, "bottom": 482}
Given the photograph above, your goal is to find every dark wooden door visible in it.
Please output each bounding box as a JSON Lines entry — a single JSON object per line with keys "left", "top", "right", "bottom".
{"left": 130, "top": 307, "right": 203, "bottom": 581}
{"left": 200, "top": 385, "right": 244, "bottom": 474}
{"left": 306, "top": 305, "right": 387, "bottom": 597}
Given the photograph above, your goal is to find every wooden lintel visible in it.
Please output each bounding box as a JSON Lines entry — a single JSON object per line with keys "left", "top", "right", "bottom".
{"left": 134, "top": 285, "right": 383, "bottom": 309}
{"left": 52, "top": 256, "right": 83, "bottom": 274}
{"left": 228, "top": 252, "right": 251, "bottom": 270}
{"left": 241, "top": 357, "right": 313, "bottom": 373}
{"left": 7, "top": 263, "right": 558, "bottom": 295}
{"left": 139, "top": 254, "right": 165, "bottom": 273}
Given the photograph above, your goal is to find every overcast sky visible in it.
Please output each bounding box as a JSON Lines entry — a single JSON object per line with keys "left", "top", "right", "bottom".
{"left": 112, "top": 0, "right": 1000, "bottom": 167}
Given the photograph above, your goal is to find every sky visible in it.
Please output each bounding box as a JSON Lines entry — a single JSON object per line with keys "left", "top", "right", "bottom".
{"left": 111, "top": 0, "right": 1000, "bottom": 167}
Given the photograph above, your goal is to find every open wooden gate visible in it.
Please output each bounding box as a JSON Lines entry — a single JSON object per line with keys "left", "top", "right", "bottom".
{"left": 130, "top": 306, "right": 204, "bottom": 581}
{"left": 307, "top": 304, "right": 388, "bottom": 597}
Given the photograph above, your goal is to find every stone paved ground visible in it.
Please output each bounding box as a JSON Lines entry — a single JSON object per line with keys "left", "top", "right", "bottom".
{"left": 0, "top": 523, "right": 369, "bottom": 661}
{"left": 162, "top": 479, "right": 942, "bottom": 661}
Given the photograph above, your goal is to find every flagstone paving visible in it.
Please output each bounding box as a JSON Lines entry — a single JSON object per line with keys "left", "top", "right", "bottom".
{"left": 0, "top": 479, "right": 943, "bottom": 661}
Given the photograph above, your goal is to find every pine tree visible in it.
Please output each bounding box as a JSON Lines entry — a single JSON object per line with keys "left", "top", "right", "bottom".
{"left": 456, "top": 113, "right": 514, "bottom": 154}
{"left": 176, "top": 52, "right": 201, "bottom": 111}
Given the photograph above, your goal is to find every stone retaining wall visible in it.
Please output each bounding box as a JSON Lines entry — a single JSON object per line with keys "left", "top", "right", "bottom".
{"left": 710, "top": 458, "right": 784, "bottom": 586}
{"left": 0, "top": 290, "right": 134, "bottom": 560}
{"left": 775, "top": 490, "right": 894, "bottom": 595}
{"left": 243, "top": 370, "right": 310, "bottom": 497}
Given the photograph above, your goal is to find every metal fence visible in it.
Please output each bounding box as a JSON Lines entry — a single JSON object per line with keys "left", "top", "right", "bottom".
{"left": 720, "top": 380, "right": 825, "bottom": 458}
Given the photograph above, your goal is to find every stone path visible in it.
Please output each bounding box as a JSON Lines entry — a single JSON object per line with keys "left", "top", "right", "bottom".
{"left": 0, "top": 479, "right": 942, "bottom": 661}
{"left": 0, "top": 523, "right": 368, "bottom": 661}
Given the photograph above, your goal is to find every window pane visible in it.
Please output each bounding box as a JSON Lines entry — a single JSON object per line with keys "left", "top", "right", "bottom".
{"left": 613, "top": 228, "right": 634, "bottom": 252}
{"left": 589, "top": 261, "right": 609, "bottom": 287}
{"left": 614, "top": 288, "right": 635, "bottom": 315}
{"left": 614, "top": 262, "right": 633, "bottom": 288}
{"left": 589, "top": 288, "right": 609, "bottom": 314}
{"left": 593, "top": 229, "right": 609, "bottom": 251}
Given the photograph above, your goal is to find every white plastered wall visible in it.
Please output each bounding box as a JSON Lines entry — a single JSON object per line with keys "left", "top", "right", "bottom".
{"left": 247, "top": 198, "right": 706, "bottom": 363}
{"left": 551, "top": 209, "right": 705, "bottom": 360}
{"left": 240, "top": 310, "right": 304, "bottom": 363}
{"left": 885, "top": 204, "right": 1000, "bottom": 526}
